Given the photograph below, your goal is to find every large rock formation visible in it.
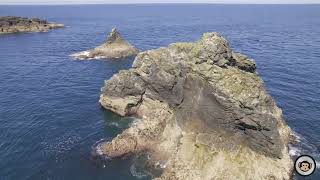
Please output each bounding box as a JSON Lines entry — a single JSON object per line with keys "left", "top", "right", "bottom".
{"left": 97, "top": 32, "right": 293, "bottom": 179}
{"left": 0, "top": 16, "right": 64, "bottom": 34}
{"left": 71, "top": 28, "right": 139, "bottom": 60}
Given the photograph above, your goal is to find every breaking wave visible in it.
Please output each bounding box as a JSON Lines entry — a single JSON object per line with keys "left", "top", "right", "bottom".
{"left": 70, "top": 50, "right": 106, "bottom": 60}
{"left": 289, "top": 130, "right": 319, "bottom": 169}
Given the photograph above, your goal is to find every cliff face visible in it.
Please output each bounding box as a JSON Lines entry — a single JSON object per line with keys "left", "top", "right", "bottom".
{"left": 71, "top": 28, "right": 139, "bottom": 60}
{"left": 0, "top": 16, "right": 64, "bottom": 34}
{"left": 98, "top": 32, "right": 293, "bottom": 179}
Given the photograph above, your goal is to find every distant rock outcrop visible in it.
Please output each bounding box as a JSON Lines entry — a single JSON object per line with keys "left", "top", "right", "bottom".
{"left": 0, "top": 16, "right": 64, "bottom": 34}
{"left": 71, "top": 28, "right": 139, "bottom": 60}
{"left": 96, "top": 32, "right": 293, "bottom": 180}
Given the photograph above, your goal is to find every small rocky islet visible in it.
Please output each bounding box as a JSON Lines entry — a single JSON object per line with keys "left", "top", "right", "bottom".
{"left": 71, "top": 28, "right": 139, "bottom": 60}
{"left": 96, "top": 32, "right": 293, "bottom": 180}
{"left": 0, "top": 16, "right": 64, "bottom": 34}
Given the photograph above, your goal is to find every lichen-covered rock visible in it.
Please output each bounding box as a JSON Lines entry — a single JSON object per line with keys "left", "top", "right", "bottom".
{"left": 0, "top": 16, "right": 64, "bottom": 34}
{"left": 71, "top": 28, "right": 139, "bottom": 60}
{"left": 98, "top": 32, "right": 293, "bottom": 179}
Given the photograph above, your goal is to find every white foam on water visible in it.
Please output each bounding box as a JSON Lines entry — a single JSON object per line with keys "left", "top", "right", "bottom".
{"left": 129, "top": 117, "right": 142, "bottom": 127}
{"left": 288, "top": 131, "right": 303, "bottom": 157}
{"left": 70, "top": 50, "right": 90, "bottom": 57}
{"left": 92, "top": 55, "right": 106, "bottom": 59}
{"left": 92, "top": 138, "right": 109, "bottom": 156}
{"left": 95, "top": 144, "right": 103, "bottom": 156}
{"left": 130, "top": 163, "right": 148, "bottom": 179}
{"left": 289, "top": 144, "right": 301, "bottom": 157}
{"left": 288, "top": 130, "right": 320, "bottom": 172}
{"left": 108, "top": 122, "right": 121, "bottom": 128}
{"left": 291, "top": 131, "right": 302, "bottom": 143}
{"left": 70, "top": 51, "right": 107, "bottom": 60}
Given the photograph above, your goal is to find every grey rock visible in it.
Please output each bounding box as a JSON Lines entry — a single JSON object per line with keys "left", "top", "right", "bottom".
{"left": 97, "top": 32, "right": 293, "bottom": 180}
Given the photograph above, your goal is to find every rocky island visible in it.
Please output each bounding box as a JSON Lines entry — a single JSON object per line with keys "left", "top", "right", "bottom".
{"left": 97, "top": 32, "right": 293, "bottom": 179}
{"left": 71, "top": 28, "right": 139, "bottom": 60}
{"left": 0, "top": 16, "right": 64, "bottom": 34}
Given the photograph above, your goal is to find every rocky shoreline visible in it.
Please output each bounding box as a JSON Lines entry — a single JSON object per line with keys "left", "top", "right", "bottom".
{"left": 97, "top": 32, "right": 293, "bottom": 179}
{"left": 71, "top": 28, "right": 139, "bottom": 60}
{"left": 0, "top": 16, "right": 64, "bottom": 34}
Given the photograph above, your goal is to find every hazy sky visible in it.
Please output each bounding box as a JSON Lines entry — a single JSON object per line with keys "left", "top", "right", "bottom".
{"left": 0, "top": 0, "right": 319, "bottom": 5}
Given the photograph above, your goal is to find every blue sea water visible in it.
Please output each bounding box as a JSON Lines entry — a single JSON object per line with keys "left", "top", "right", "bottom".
{"left": 0, "top": 4, "right": 319, "bottom": 180}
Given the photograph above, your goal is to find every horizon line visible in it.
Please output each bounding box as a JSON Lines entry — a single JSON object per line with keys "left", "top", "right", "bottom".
{"left": 0, "top": 0, "right": 320, "bottom": 5}
{"left": 0, "top": 2, "right": 320, "bottom": 5}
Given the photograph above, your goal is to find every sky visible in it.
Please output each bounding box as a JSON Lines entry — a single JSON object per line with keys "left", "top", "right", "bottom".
{"left": 0, "top": 0, "right": 319, "bottom": 5}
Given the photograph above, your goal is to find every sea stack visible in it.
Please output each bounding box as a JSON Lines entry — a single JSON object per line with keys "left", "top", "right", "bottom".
{"left": 0, "top": 16, "right": 64, "bottom": 34}
{"left": 97, "top": 32, "right": 293, "bottom": 180}
{"left": 71, "top": 28, "right": 139, "bottom": 60}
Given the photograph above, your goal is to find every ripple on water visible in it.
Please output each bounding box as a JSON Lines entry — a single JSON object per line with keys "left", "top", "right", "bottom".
{"left": 40, "top": 132, "right": 82, "bottom": 158}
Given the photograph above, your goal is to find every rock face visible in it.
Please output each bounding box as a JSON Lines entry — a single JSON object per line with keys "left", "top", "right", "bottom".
{"left": 0, "top": 16, "right": 64, "bottom": 34}
{"left": 71, "top": 28, "right": 139, "bottom": 60}
{"left": 98, "top": 32, "right": 293, "bottom": 179}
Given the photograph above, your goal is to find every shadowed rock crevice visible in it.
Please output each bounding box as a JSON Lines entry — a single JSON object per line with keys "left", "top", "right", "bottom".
{"left": 97, "top": 32, "right": 293, "bottom": 180}
{"left": 175, "top": 74, "right": 283, "bottom": 158}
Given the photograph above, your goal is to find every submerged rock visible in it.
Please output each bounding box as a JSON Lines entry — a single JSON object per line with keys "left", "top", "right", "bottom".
{"left": 71, "top": 28, "right": 139, "bottom": 60}
{"left": 0, "top": 16, "right": 64, "bottom": 34}
{"left": 98, "top": 32, "right": 293, "bottom": 179}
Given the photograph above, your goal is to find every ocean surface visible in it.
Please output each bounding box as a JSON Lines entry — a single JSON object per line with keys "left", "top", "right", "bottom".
{"left": 0, "top": 4, "right": 319, "bottom": 180}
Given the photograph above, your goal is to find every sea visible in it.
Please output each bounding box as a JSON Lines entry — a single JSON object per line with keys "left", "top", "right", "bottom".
{"left": 0, "top": 4, "right": 319, "bottom": 180}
